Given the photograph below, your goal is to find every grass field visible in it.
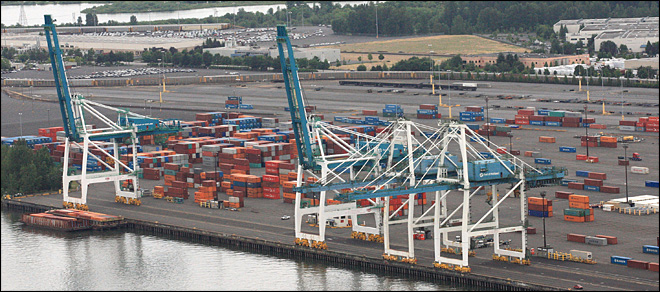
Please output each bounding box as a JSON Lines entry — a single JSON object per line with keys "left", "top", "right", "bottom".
{"left": 331, "top": 53, "right": 448, "bottom": 70}
{"left": 321, "top": 35, "right": 527, "bottom": 56}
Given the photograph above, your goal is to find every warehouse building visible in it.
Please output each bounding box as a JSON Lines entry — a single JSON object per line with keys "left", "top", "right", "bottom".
{"left": 461, "top": 52, "right": 591, "bottom": 69}
{"left": 554, "top": 17, "right": 659, "bottom": 53}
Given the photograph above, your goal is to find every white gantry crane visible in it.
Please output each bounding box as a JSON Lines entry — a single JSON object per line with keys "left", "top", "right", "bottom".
{"left": 44, "top": 15, "right": 180, "bottom": 210}
{"left": 276, "top": 25, "right": 566, "bottom": 271}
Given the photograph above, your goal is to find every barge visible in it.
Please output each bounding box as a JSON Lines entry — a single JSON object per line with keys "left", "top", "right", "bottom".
{"left": 20, "top": 209, "right": 124, "bottom": 231}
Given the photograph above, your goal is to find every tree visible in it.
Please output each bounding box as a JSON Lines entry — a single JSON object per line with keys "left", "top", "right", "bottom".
{"left": 378, "top": 53, "right": 384, "bottom": 60}
{"left": 357, "top": 56, "right": 362, "bottom": 63}
{"left": 599, "top": 40, "right": 618, "bottom": 56}
{"left": 85, "top": 13, "right": 98, "bottom": 26}
{"left": 356, "top": 64, "right": 367, "bottom": 71}
{"left": 77, "top": 16, "right": 83, "bottom": 26}
{"left": 368, "top": 53, "right": 373, "bottom": 61}
{"left": 130, "top": 15, "right": 138, "bottom": 25}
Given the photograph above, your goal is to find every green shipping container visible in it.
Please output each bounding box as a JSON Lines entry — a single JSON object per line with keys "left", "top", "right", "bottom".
{"left": 548, "top": 111, "right": 565, "bottom": 117}
{"left": 564, "top": 208, "right": 587, "bottom": 217}
{"left": 164, "top": 169, "right": 176, "bottom": 176}
{"left": 495, "top": 126, "right": 511, "bottom": 132}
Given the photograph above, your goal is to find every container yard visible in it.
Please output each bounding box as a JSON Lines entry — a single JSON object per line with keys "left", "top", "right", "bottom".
{"left": 2, "top": 21, "right": 659, "bottom": 292}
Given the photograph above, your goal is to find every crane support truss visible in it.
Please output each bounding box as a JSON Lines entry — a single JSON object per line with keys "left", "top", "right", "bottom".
{"left": 44, "top": 15, "right": 181, "bottom": 210}
{"left": 292, "top": 119, "right": 565, "bottom": 269}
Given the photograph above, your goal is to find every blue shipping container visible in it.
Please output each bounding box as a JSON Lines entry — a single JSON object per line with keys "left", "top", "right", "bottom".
{"left": 545, "top": 121, "right": 562, "bottom": 127}
{"left": 611, "top": 256, "right": 632, "bottom": 265}
{"left": 576, "top": 170, "right": 590, "bottom": 177}
{"left": 460, "top": 116, "right": 476, "bottom": 122}
{"left": 537, "top": 109, "right": 550, "bottom": 116}
{"left": 584, "top": 185, "right": 600, "bottom": 192}
{"left": 535, "top": 158, "right": 551, "bottom": 165}
{"left": 530, "top": 120, "right": 544, "bottom": 126}
{"left": 559, "top": 146, "right": 577, "bottom": 153}
{"left": 645, "top": 181, "right": 659, "bottom": 188}
{"left": 528, "top": 210, "right": 551, "bottom": 217}
{"left": 561, "top": 179, "right": 578, "bottom": 186}
{"left": 490, "top": 118, "right": 505, "bottom": 123}
{"left": 643, "top": 245, "right": 659, "bottom": 255}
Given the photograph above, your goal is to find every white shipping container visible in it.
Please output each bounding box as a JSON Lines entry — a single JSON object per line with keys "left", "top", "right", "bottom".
{"left": 570, "top": 250, "right": 592, "bottom": 260}
{"left": 602, "top": 204, "right": 613, "bottom": 211}
{"left": 630, "top": 166, "right": 649, "bottom": 174}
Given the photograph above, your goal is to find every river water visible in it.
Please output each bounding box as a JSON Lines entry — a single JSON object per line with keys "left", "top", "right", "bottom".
{"left": 1, "top": 2, "right": 370, "bottom": 27}
{"left": 1, "top": 210, "right": 466, "bottom": 290}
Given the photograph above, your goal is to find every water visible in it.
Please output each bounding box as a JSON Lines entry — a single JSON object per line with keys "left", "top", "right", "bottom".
{"left": 1, "top": 210, "right": 464, "bottom": 290}
{"left": 1, "top": 2, "right": 370, "bottom": 27}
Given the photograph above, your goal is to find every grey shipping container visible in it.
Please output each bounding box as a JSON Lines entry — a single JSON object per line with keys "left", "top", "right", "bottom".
{"left": 619, "top": 125, "right": 636, "bottom": 131}
{"left": 570, "top": 250, "right": 593, "bottom": 260}
{"left": 585, "top": 236, "right": 608, "bottom": 246}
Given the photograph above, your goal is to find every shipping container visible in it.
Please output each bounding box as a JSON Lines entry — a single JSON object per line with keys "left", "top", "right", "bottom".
{"left": 570, "top": 250, "right": 593, "bottom": 260}
{"left": 627, "top": 260, "right": 649, "bottom": 270}
{"left": 643, "top": 245, "right": 659, "bottom": 255}
{"left": 611, "top": 256, "right": 631, "bottom": 265}
{"left": 645, "top": 181, "right": 659, "bottom": 188}
{"left": 594, "top": 235, "right": 618, "bottom": 245}
{"left": 585, "top": 236, "right": 608, "bottom": 246}
{"left": 559, "top": 146, "right": 576, "bottom": 153}
{"left": 567, "top": 233, "right": 586, "bottom": 243}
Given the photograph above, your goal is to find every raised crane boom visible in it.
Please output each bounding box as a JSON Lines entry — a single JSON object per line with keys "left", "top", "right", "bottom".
{"left": 276, "top": 25, "right": 316, "bottom": 170}
{"left": 43, "top": 14, "right": 79, "bottom": 142}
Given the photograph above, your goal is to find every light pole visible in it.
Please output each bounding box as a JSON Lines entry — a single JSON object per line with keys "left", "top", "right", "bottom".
{"left": 214, "top": 153, "right": 219, "bottom": 201}
{"left": 47, "top": 108, "right": 50, "bottom": 125}
{"left": 486, "top": 97, "right": 490, "bottom": 147}
{"left": 375, "top": 1, "right": 378, "bottom": 39}
{"left": 429, "top": 44, "right": 434, "bottom": 95}
{"left": 584, "top": 105, "right": 589, "bottom": 157}
{"left": 622, "top": 143, "right": 630, "bottom": 206}
{"left": 447, "top": 70, "right": 452, "bottom": 118}
{"left": 540, "top": 191, "right": 548, "bottom": 249}
{"left": 19, "top": 112, "right": 23, "bottom": 136}
{"left": 177, "top": 2, "right": 180, "bottom": 25}
{"left": 508, "top": 134, "right": 513, "bottom": 153}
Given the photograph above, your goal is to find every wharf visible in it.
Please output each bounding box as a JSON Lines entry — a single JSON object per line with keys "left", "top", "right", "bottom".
{"left": 3, "top": 192, "right": 657, "bottom": 291}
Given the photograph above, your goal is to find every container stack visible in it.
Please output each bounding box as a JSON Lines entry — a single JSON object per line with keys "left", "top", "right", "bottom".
{"left": 194, "top": 180, "right": 217, "bottom": 203}
{"left": 383, "top": 104, "right": 403, "bottom": 117}
{"left": 262, "top": 174, "right": 280, "bottom": 199}
{"left": 282, "top": 181, "right": 297, "bottom": 203}
{"left": 195, "top": 112, "right": 228, "bottom": 126}
{"left": 388, "top": 195, "right": 409, "bottom": 216}
{"left": 245, "top": 175, "right": 262, "bottom": 198}
{"left": 224, "top": 96, "right": 242, "bottom": 109}
{"left": 528, "top": 196, "right": 553, "bottom": 217}
{"left": 417, "top": 104, "right": 439, "bottom": 119}
{"left": 223, "top": 117, "right": 261, "bottom": 131}
{"left": 564, "top": 194, "right": 594, "bottom": 222}
{"left": 37, "top": 127, "right": 64, "bottom": 142}
{"left": 460, "top": 106, "right": 484, "bottom": 122}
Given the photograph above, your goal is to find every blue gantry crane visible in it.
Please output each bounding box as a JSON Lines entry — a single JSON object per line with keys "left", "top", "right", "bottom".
{"left": 276, "top": 25, "right": 566, "bottom": 271}
{"left": 44, "top": 15, "right": 181, "bottom": 210}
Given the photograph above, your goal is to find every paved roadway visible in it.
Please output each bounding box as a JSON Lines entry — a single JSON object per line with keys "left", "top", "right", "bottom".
{"left": 2, "top": 78, "right": 659, "bottom": 291}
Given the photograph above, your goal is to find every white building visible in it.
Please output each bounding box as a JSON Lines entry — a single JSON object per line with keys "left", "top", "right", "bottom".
{"left": 554, "top": 17, "right": 659, "bottom": 53}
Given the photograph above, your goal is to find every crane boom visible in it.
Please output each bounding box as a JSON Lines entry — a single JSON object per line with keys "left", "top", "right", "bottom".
{"left": 276, "top": 25, "right": 316, "bottom": 170}
{"left": 43, "top": 14, "right": 79, "bottom": 142}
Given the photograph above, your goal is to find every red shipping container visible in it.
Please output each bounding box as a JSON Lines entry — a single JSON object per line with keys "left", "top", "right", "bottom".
{"left": 588, "top": 172, "right": 606, "bottom": 180}
{"left": 576, "top": 154, "right": 587, "bottom": 160}
{"left": 619, "top": 120, "right": 636, "bottom": 126}
{"left": 545, "top": 116, "right": 562, "bottom": 122}
{"left": 568, "top": 182, "right": 584, "bottom": 190}
{"left": 627, "top": 260, "right": 649, "bottom": 270}
{"left": 420, "top": 104, "right": 438, "bottom": 110}
{"left": 594, "top": 235, "right": 617, "bottom": 245}
{"left": 584, "top": 178, "right": 603, "bottom": 187}
{"left": 600, "top": 186, "right": 620, "bottom": 193}
{"left": 649, "top": 263, "right": 659, "bottom": 272}
{"left": 555, "top": 191, "right": 573, "bottom": 199}
{"left": 567, "top": 233, "right": 586, "bottom": 243}
{"left": 526, "top": 227, "right": 537, "bottom": 234}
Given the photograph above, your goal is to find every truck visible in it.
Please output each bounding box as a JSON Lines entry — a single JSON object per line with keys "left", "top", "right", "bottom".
{"left": 617, "top": 152, "right": 642, "bottom": 161}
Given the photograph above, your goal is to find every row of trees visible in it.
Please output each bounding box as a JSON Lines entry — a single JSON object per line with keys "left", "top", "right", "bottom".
{"left": 140, "top": 46, "right": 330, "bottom": 71}
{"left": 1, "top": 140, "right": 62, "bottom": 196}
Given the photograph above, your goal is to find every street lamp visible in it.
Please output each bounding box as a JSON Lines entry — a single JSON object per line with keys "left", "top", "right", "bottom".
{"left": 584, "top": 105, "right": 589, "bottom": 157}
{"left": 508, "top": 134, "right": 513, "bottom": 153}
{"left": 177, "top": 2, "right": 180, "bottom": 25}
{"left": 19, "top": 112, "right": 23, "bottom": 136}
{"left": 486, "top": 97, "right": 490, "bottom": 147}
{"left": 47, "top": 108, "right": 50, "bottom": 125}
{"left": 375, "top": 2, "right": 379, "bottom": 39}
{"left": 540, "top": 191, "right": 548, "bottom": 249}
{"left": 622, "top": 143, "right": 631, "bottom": 206}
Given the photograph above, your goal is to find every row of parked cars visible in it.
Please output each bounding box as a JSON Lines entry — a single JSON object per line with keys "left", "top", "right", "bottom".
{"left": 69, "top": 67, "right": 196, "bottom": 79}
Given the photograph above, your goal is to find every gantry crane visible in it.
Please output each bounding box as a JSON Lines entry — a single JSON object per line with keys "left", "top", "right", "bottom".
{"left": 277, "top": 25, "right": 566, "bottom": 270}
{"left": 44, "top": 15, "right": 181, "bottom": 210}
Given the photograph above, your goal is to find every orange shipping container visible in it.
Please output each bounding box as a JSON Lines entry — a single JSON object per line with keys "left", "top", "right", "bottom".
{"left": 539, "top": 136, "right": 556, "bottom": 143}
{"left": 282, "top": 192, "right": 296, "bottom": 199}
{"left": 564, "top": 215, "right": 585, "bottom": 222}
{"left": 569, "top": 201, "right": 590, "bottom": 209}
{"left": 528, "top": 197, "right": 549, "bottom": 205}
{"left": 600, "top": 136, "right": 617, "bottom": 143}
{"left": 568, "top": 194, "right": 589, "bottom": 203}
